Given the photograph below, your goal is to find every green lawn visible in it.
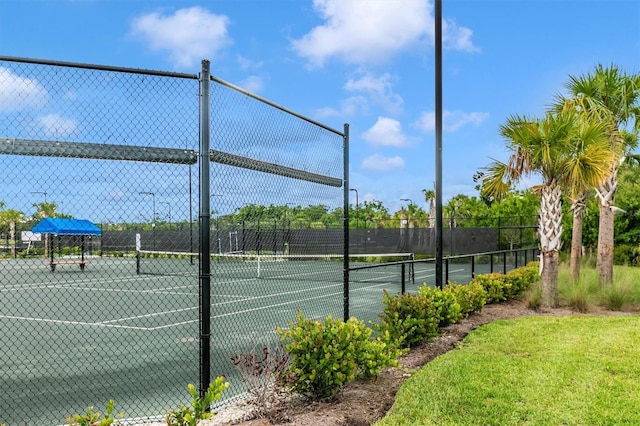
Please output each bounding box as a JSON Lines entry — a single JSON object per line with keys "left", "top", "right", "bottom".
{"left": 376, "top": 315, "right": 640, "bottom": 425}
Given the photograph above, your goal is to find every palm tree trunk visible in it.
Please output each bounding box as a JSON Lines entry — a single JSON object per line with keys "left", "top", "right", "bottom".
{"left": 596, "top": 173, "right": 617, "bottom": 286}
{"left": 541, "top": 250, "right": 559, "bottom": 307}
{"left": 597, "top": 203, "right": 614, "bottom": 285}
{"left": 538, "top": 182, "right": 562, "bottom": 308}
{"left": 10, "top": 221, "right": 16, "bottom": 257}
{"left": 428, "top": 200, "right": 435, "bottom": 228}
{"left": 569, "top": 194, "right": 586, "bottom": 282}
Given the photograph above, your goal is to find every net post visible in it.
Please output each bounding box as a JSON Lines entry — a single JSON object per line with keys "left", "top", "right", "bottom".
{"left": 401, "top": 263, "right": 406, "bottom": 294}
{"left": 257, "top": 254, "right": 261, "bottom": 278}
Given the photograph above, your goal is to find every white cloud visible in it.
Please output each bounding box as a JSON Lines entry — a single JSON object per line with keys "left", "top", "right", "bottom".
{"left": 0, "top": 67, "right": 48, "bottom": 112}
{"left": 362, "top": 117, "right": 413, "bottom": 147}
{"left": 238, "top": 75, "right": 263, "bottom": 93}
{"left": 361, "top": 154, "right": 405, "bottom": 172}
{"left": 39, "top": 114, "right": 78, "bottom": 137}
{"left": 444, "top": 19, "right": 480, "bottom": 53}
{"left": 345, "top": 71, "right": 403, "bottom": 114}
{"left": 131, "top": 7, "right": 231, "bottom": 68}
{"left": 291, "top": 0, "right": 479, "bottom": 67}
{"left": 291, "top": 0, "right": 432, "bottom": 67}
{"left": 415, "top": 109, "right": 489, "bottom": 132}
{"left": 236, "top": 55, "right": 263, "bottom": 71}
{"left": 315, "top": 95, "right": 368, "bottom": 119}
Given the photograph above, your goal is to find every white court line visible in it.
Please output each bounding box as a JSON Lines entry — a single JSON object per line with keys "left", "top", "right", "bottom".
{"left": 209, "top": 291, "right": 343, "bottom": 321}
{"left": 98, "top": 306, "right": 198, "bottom": 324}
{"left": 0, "top": 273, "right": 189, "bottom": 292}
{"left": 1, "top": 268, "right": 431, "bottom": 331}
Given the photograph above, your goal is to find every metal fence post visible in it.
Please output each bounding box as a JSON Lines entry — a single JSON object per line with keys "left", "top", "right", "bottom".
{"left": 199, "top": 59, "right": 212, "bottom": 398}
{"left": 343, "top": 123, "right": 350, "bottom": 320}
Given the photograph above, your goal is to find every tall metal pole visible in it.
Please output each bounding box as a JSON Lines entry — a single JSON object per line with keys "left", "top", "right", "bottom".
{"left": 435, "top": 0, "right": 444, "bottom": 290}
{"left": 198, "top": 59, "right": 212, "bottom": 397}
{"left": 343, "top": 123, "right": 350, "bottom": 320}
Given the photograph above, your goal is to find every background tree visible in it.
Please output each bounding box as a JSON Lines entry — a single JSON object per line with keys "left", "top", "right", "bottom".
{"left": 482, "top": 109, "right": 611, "bottom": 307}
{"left": 0, "top": 208, "right": 25, "bottom": 256}
{"left": 560, "top": 64, "right": 640, "bottom": 285}
{"left": 421, "top": 188, "right": 436, "bottom": 228}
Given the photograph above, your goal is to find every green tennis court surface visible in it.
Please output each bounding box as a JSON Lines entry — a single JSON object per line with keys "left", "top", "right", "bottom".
{"left": 2, "top": 254, "right": 447, "bottom": 424}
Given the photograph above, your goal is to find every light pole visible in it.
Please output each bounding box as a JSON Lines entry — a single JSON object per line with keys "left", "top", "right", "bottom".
{"left": 30, "top": 191, "right": 48, "bottom": 202}
{"left": 349, "top": 188, "right": 359, "bottom": 229}
{"left": 160, "top": 201, "right": 171, "bottom": 228}
{"left": 400, "top": 198, "right": 414, "bottom": 214}
{"left": 139, "top": 192, "right": 156, "bottom": 226}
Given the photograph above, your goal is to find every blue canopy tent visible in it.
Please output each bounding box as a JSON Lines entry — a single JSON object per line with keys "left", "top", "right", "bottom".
{"left": 32, "top": 218, "right": 102, "bottom": 272}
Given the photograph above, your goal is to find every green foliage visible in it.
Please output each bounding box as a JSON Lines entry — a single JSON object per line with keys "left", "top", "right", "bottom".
{"left": 526, "top": 280, "right": 543, "bottom": 310}
{"left": 504, "top": 262, "right": 539, "bottom": 297}
{"left": 468, "top": 262, "right": 539, "bottom": 305}
{"left": 164, "top": 378, "right": 229, "bottom": 426}
{"left": 276, "top": 311, "right": 399, "bottom": 399}
{"left": 66, "top": 400, "right": 122, "bottom": 426}
{"left": 599, "top": 283, "right": 633, "bottom": 311}
{"left": 613, "top": 244, "right": 640, "bottom": 266}
{"left": 416, "top": 286, "right": 463, "bottom": 328}
{"left": 377, "top": 291, "right": 440, "bottom": 349}
{"left": 470, "top": 272, "right": 508, "bottom": 304}
{"left": 443, "top": 281, "right": 486, "bottom": 317}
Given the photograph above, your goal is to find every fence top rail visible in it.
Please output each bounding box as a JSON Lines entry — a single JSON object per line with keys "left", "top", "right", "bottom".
{"left": 0, "top": 55, "right": 345, "bottom": 137}
{"left": 412, "top": 247, "right": 540, "bottom": 264}
{"left": 209, "top": 74, "right": 345, "bottom": 137}
{"left": 0, "top": 55, "right": 199, "bottom": 79}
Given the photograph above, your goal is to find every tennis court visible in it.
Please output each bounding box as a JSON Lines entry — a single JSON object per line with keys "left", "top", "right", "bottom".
{"left": 0, "top": 253, "right": 434, "bottom": 424}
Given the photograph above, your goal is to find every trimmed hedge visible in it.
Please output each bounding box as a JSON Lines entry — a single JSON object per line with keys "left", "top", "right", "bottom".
{"left": 277, "top": 261, "right": 540, "bottom": 400}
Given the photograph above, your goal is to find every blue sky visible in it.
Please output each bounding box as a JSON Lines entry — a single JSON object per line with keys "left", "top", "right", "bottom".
{"left": 1, "top": 0, "right": 639, "bottom": 214}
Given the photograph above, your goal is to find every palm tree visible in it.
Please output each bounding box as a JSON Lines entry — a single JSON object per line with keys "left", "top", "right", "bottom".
{"left": 0, "top": 209, "right": 26, "bottom": 256}
{"left": 560, "top": 64, "right": 640, "bottom": 285}
{"left": 482, "top": 109, "right": 611, "bottom": 307}
{"left": 421, "top": 188, "right": 436, "bottom": 228}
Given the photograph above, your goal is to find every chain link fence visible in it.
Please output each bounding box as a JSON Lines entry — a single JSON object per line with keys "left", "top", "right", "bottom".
{"left": 0, "top": 56, "right": 345, "bottom": 424}
{"left": 0, "top": 56, "right": 540, "bottom": 425}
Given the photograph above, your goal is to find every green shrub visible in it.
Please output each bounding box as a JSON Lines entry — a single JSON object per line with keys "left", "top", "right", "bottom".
{"left": 471, "top": 272, "right": 508, "bottom": 304}
{"left": 504, "top": 265, "right": 538, "bottom": 298}
{"left": 443, "top": 281, "right": 486, "bottom": 317}
{"left": 417, "top": 286, "right": 462, "bottom": 328}
{"left": 613, "top": 244, "right": 640, "bottom": 266}
{"left": 66, "top": 400, "right": 122, "bottom": 426}
{"left": 164, "top": 378, "right": 229, "bottom": 426}
{"left": 277, "top": 311, "right": 399, "bottom": 399}
{"left": 377, "top": 291, "right": 439, "bottom": 349}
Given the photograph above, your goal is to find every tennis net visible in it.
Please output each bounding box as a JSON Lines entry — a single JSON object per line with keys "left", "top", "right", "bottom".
{"left": 135, "top": 250, "right": 414, "bottom": 282}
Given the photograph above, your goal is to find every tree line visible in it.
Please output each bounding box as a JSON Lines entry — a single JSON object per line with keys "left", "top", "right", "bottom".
{"left": 480, "top": 64, "right": 639, "bottom": 307}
